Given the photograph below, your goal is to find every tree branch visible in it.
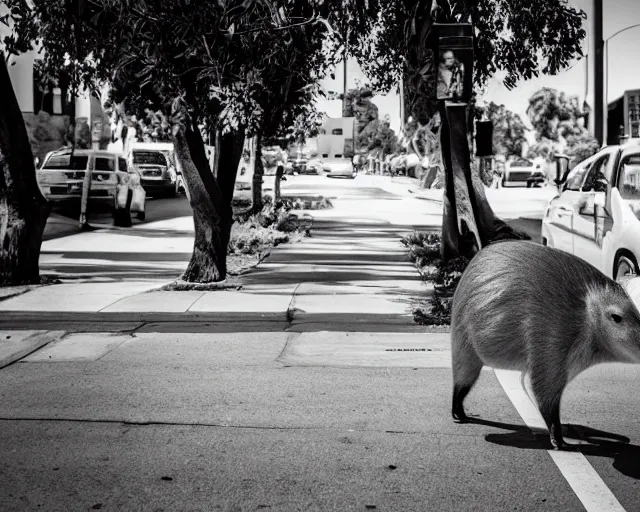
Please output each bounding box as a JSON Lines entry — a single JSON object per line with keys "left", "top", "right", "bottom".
{"left": 230, "top": 16, "right": 320, "bottom": 37}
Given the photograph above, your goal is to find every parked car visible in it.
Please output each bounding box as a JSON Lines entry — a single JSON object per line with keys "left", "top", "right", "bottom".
{"left": 288, "top": 154, "right": 309, "bottom": 174}
{"left": 307, "top": 155, "right": 325, "bottom": 175}
{"left": 36, "top": 148, "right": 146, "bottom": 220}
{"left": 541, "top": 140, "right": 640, "bottom": 282}
{"left": 130, "top": 145, "right": 180, "bottom": 197}
{"left": 322, "top": 157, "right": 357, "bottom": 179}
{"left": 502, "top": 158, "right": 546, "bottom": 187}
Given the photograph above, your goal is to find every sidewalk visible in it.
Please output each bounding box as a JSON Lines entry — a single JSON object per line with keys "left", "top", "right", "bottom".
{"left": 0, "top": 183, "right": 436, "bottom": 333}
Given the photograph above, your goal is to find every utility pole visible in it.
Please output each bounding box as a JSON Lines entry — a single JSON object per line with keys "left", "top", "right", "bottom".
{"left": 342, "top": 52, "right": 347, "bottom": 115}
{"left": 594, "top": 0, "right": 604, "bottom": 146}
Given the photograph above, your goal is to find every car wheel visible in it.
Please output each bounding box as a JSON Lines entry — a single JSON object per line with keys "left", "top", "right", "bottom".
{"left": 136, "top": 211, "right": 146, "bottom": 221}
{"left": 501, "top": 178, "right": 506, "bottom": 188}
{"left": 615, "top": 253, "right": 639, "bottom": 283}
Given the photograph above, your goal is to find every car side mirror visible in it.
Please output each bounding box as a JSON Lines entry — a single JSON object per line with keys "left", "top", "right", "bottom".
{"left": 593, "top": 178, "right": 608, "bottom": 193}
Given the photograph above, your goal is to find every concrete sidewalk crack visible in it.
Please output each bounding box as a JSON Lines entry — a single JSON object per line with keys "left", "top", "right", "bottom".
{"left": 285, "top": 283, "right": 303, "bottom": 325}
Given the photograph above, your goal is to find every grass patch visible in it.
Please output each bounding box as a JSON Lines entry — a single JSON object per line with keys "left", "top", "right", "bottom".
{"left": 231, "top": 195, "right": 333, "bottom": 211}
{"left": 282, "top": 196, "right": 333, "bottom": 210}
{"left": 166, "top": 200, "right": 312, "bottom": 289}
{"left": 401, "top": 231, "right": 470, "bottom": 326}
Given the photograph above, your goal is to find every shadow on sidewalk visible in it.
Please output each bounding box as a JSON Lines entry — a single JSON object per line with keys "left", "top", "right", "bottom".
{"left": 239, "top": 219, "right": 439, "bottom": 296}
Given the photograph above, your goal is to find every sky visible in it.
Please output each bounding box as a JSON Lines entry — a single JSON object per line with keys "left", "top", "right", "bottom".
{"left": 316, "top": 0, "right": 640, "bottom": 134}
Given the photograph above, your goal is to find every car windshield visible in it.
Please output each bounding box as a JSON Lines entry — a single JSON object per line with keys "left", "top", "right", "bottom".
{"left": 620, "top": 154, "right": 640, "bottom": 201}
{"left": 510, "top": 160, "right": 532, "bottom": 167}
{"left": 42, "top": 155, "right": 89, "bottom": 170}
{"left": 133, "top": 151, "right": 167, "bottom": 166}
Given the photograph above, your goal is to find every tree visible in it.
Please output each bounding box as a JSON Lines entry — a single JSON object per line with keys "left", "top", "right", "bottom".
{"left": 1, "top": 1, "right": 51, "bottom": 285}
{"left": 339, "top": 0, "right": 586, "bottom": 259}
{"left": 526, "top": 87, "right": 599, "bottom": 165}
{"left": 244, "top": 12, "right": 339, "bottom": 213}
{"left": 4, "top": 0, "right": 349, "bottom": 283}
{"left": 342, "top": 86, "right": 400, "bottom": 161}
{"left": 477, "top": 102, "right": 528, "bottom": 157}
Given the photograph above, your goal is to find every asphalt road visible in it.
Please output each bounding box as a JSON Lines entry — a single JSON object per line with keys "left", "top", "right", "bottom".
{"left": 0, "top": 332, "right": 638, "bottom": 511}
{"left": 43, "top": 193, "right": 193, "bottom": 241}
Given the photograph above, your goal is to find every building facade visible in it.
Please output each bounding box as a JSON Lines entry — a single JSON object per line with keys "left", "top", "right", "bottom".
{"left": 608, "top": 89, "right": 640, "bottom": 145}
{"left": 2, "top": 20, "right": 109, "bottom": 161}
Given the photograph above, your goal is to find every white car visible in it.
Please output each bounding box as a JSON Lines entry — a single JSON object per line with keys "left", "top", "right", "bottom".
{"left": 502, "top": 158, "right": 546, "bottom": 188}
{"left": 542, "top": 141, "right": 640, "bottom": 281}
{"left": 37, "top": 148, "right": 147, "bottom": 220}
{"left": 322, "top": 157, "right": 357, "bottom": 179}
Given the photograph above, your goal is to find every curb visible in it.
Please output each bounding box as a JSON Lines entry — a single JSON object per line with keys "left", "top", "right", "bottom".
{"left": 0, "top": 312, "right": 445, "bottom": 333}
{"left": 0, "top": 311, "right": 290, "bottom": 324}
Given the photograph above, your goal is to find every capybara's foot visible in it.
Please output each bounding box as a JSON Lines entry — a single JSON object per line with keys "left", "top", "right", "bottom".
{"left": 452, "top": 405, "right": 469, "bottom": 423}
{"left": 549, "top": 424, "right": 578, "bottom": 451}
{"left": 550, "top": 435, "right": 579, "bottom": 451}
{"left": 551, "top": 440, "right": 579, "bottom": 451}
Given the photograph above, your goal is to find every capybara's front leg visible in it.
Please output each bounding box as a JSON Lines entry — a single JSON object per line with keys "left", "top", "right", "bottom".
{"left": 530, "top": 367, "right": 571, "bottom": 450}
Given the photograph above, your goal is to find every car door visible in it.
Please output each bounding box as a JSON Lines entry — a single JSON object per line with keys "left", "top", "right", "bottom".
{"left": 544, "top": 159, "right": 593, "bottom": 254}
{"left": 572, "top": 153, "right": 613, "bottom": 271}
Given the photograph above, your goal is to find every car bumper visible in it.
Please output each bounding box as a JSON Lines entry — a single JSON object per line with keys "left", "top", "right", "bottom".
{"left": 41, "top": 182, "right": 116, "bottom": 202}
{"left": 325, "top": 168, "right": 355, "bottom": 176}
{"left": 141, "top": 178, "right": 175, "bottom": 193}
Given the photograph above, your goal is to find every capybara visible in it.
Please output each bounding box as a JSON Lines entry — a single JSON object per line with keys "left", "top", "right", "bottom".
{"left": 451, "top": 240, "right": 640, "bottom": 450}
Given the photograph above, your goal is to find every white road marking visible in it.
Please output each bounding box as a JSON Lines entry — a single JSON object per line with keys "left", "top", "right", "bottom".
{"left": 494, "top": 369, "right": 627, "bottom": 512}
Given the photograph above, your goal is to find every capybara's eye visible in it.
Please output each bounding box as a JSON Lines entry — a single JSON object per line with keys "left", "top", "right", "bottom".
{"left": 611, "top": 313, "right": 623, "bottom": 324}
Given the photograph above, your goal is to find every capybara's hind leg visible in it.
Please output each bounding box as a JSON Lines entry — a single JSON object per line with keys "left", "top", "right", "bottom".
{"left": 451, "top": 337, "right": 483, "bottom": 423}
{"left": 530, "top": 368, "right": 569, "bottom": 450}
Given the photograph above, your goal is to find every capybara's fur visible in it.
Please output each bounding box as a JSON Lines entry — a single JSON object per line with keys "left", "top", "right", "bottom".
{"left": 451, "top": 240, "right": 640, "bottom": 450}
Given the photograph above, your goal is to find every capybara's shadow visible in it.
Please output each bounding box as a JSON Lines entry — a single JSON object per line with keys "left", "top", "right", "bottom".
{"left": 465, "top": 417, "right": 640, "bottom": 479}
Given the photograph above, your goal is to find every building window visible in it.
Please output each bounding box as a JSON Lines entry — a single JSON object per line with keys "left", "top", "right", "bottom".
{"left": 331, "top": 129, "right": 343, "bottom": 135}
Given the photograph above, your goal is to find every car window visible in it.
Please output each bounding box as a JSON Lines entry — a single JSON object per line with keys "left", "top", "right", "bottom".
{"left": 133, "top": 151, "right": 168, "bottom": 166}
{"left": 582, "top": 155, "right": 610, "bottom": 192}
{"left": 510, "top": 159, "right": 533, "bottom": 168}
{"left": 42, "top": 155, "right": 88, "bottom": 170}
{"left": 619, "top": 153, "right": 640, "bottom": 201}
{"left": 94, "top": 157, "right": 115, "bottom": 172}
{"left": 564, "top": 161, "right": 593, "bottom": 191}
{"left": 118, "top": 157, "right": 128, "bottom": 173}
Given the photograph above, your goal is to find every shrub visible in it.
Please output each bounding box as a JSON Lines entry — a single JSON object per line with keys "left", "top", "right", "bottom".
{"left": 402, "top": 232, "right": 471, "bottom": 326}
{"left": 228, "top": 199, "right": 310, "bottom": 256}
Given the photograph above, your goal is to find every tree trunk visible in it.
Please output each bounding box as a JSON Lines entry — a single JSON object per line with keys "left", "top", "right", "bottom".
{"left": 440, "top": 102, "right": 529, "bottom": 262}
{"left": 251, "top": 134, "right": 264, "bottom": 212}
{"left": 0, "top": 55, "right": 51, "bottom": 285}
{"left": 173, "top": 125, "right": 232, "bottom": 282}
{"left": 214, "top": 129, "right": 245, "bottom": 205}
{"left": 274, "top": 164, "right": 284, "bottom": 204}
